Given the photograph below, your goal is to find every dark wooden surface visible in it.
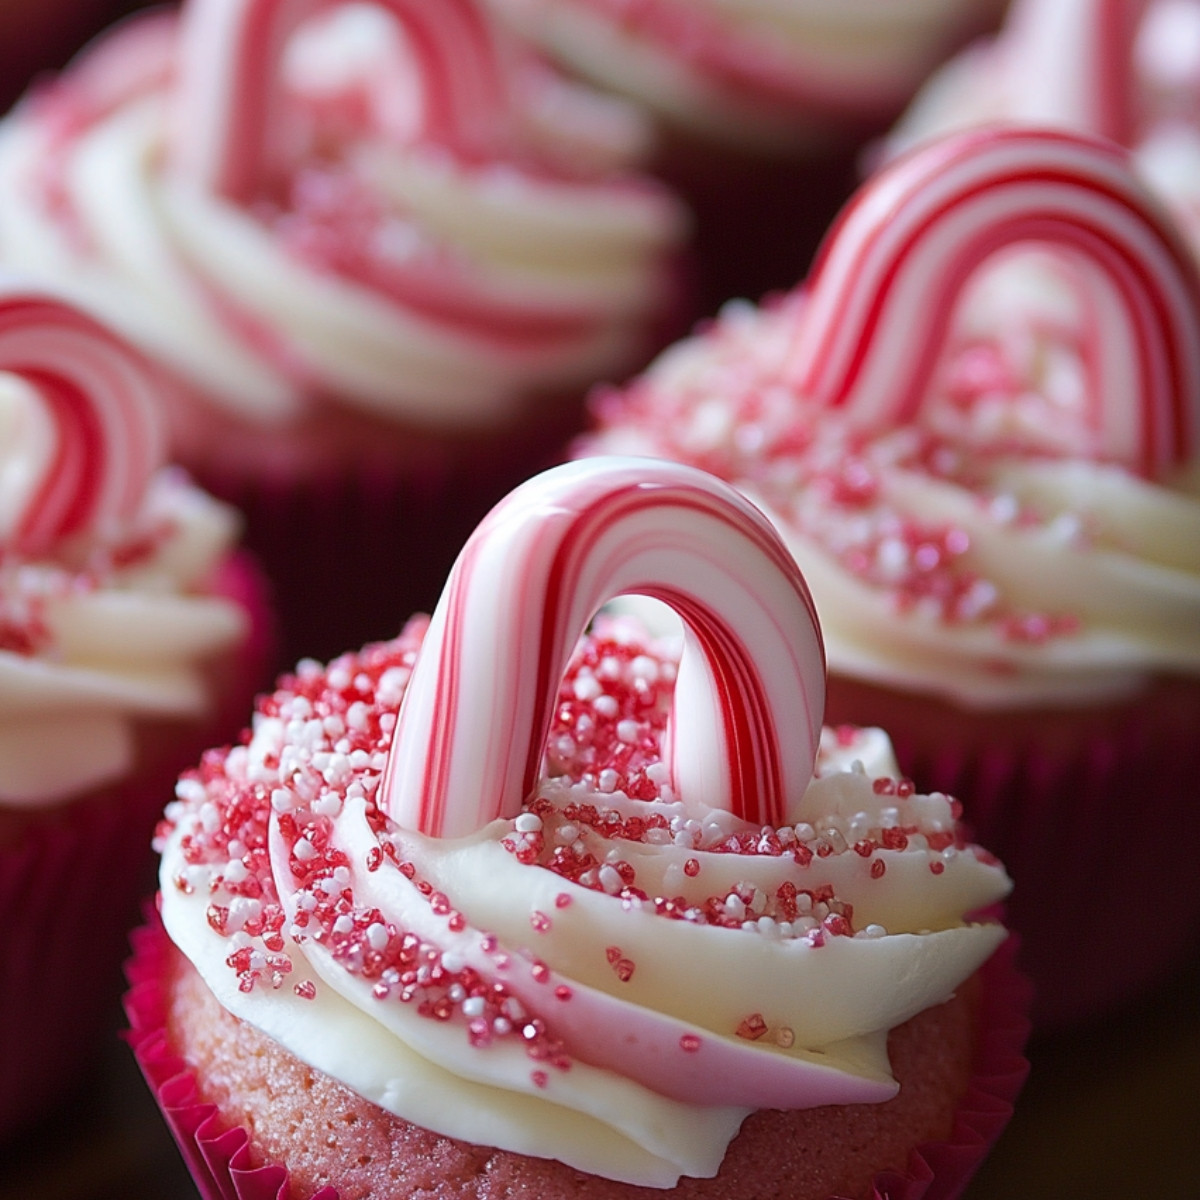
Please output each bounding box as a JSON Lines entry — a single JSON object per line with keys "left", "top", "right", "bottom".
{"left": 1, "top": 946, "right": 1197, "bottom": 1199}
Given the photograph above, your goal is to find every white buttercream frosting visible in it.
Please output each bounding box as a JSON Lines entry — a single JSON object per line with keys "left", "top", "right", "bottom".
{"left": 0, "top": 368, "right": 249, "bottom": 805}
{"left": 580, "top": 279, "right": 1200, "bottom": 708}
{"left": 156, "top": 616, "right": 1009, "bottom": 1186}
{"left": 0, "top": 6, "right": 686, "bottom": 456}
{"left": 486, "top": 0, "right": 1005, "bottom": 147}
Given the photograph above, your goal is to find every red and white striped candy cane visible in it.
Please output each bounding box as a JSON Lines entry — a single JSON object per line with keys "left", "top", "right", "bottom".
{"left": 1000, "top": 0, "right": 1152, "bottom": 145}
{"left": 172, "top": 0, "right": 512, "bottom": 202}
{"left": 383, "top": 458, "right": 826, "bottom": 838}
{"left": 0, "top": 280, "right": 165, "bottom": 555}
{"left": 785, "top": 127, "right": 1200, "bottom": 479}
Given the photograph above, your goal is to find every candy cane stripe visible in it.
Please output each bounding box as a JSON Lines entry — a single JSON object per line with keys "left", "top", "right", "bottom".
{"left": 173, "top": 0, "right": 512, "bottom": 201}
{"left": 0, "top": 284, "right": 165, "bottom": 554}
{"left": 785, "top": 128, "right": 1200, "bottom": 478}
{"left": 383, "top": 458, "right": 826, "bottom": 837}
{"left": 1002, "top": 0, "right": 1151, "bottom": 144}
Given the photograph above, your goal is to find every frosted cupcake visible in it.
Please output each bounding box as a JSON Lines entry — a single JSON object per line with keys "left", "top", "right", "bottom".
{"left": 580, "top": 127, "right": 1200, "bottom": 1028}
{"left": 0, "top": 278, "right": 272, "bottom": 1137}
{"left": 126, "top": 457, "right": 1028, "bottom": 1200}
{"left": 0, "top": 0, "right": 688, "bottom": 659}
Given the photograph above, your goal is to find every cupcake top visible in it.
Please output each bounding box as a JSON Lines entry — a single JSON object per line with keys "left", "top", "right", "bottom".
{"left": 886, "top": 0, "right": 1200, "bottom": 246}
{"left": 485, "top": 0, "right": 1006, "bottom": 149}
{"left": 0, "top": 279, "right": 250, "bottom": 807}
{"left": 155, "top": 457, "right": 1010, "bottom": 1187}
{"left": 0, "top": 0, "right": 687, "bottom": 465}
{"left": 582, "top": 128, "right": 1200, "bottom": 708}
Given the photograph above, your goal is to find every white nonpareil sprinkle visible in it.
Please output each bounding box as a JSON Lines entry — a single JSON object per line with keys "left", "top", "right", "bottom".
{"left": 598, "top": 864, "right": 624, "bottom": 894}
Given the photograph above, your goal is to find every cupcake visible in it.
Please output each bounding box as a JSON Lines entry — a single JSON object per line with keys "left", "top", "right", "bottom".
{"left": 0, "top": 0, "right": 689, "bottom": 661}
{"left": 484, "top": 0, "right": 1010, "bottom": 309}
{"left": 0, "top": 279, "right": 272, "bottom": 1137}
{"left": 579, "top": 126, "right": 1200, "bottom": 1028}
{"left": 125, "top": 457, "right": 1028, "bottom": 1200}
{"left": 884, "top": 0, "right": 1200, "bottom": 242}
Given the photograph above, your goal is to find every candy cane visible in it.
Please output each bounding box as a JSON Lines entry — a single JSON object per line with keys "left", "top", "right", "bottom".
{"left": 172, "top": 0, "right": 512, "bottom": 202}
{"left": 382, "top": 458, "right": 826, "bottom": 838}
{"left": 0, "top": 280, "right": 165, "bottom": 555}
{"left": 1000, "top": 0, "right": 1151, "bottom": 145}
{"left": 784, "top": 127, "right": 1200, "bottom": 479}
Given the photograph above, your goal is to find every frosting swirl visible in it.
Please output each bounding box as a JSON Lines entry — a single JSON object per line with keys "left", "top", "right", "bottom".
{"left": 157, "top": 615, "right": 1009, "bottom": 1186}
{"left": 0, "top": 3, "right": 686, "bottom": 463}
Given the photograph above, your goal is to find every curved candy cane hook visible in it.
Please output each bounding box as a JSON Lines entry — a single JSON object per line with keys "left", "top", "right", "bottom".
{"left": 785, "top": 126, "right": 1200, "bottom": 478}
{"left": 0, "top": 279, "right": 165, "bottom": 555}
{"left": 383, "top": 457, "right": 827, "bottom": 837}
{"left": 172, "top": 0, "right": 512, "bottom": 202}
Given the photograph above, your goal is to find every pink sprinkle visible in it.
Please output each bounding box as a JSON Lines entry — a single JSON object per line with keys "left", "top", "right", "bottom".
{"left": 293, "top": 981, "right": 317, "bottom": 1001}
{"left": 554, "top": 985, "right": 573, "bottom": 1001}
{"left": 531, "top": 960, "right": 551, "bottom": 983}
{"left": 531, "top": 1070, "right": 549, "bottom": 1089}
{"left": 679, "top": 1033, "right": 702, "bottom": 1053}
{"left": 554, "top": 893, "right": 572, "bottom": 909}
{"left": 530, "top": 911, "right": 552, "bottom": 933}
{"left": 683, "top": 858, "right": 700, "bottom": 877}
{"left": 736, "top": 1013, "right": 768, "bottom": 1041}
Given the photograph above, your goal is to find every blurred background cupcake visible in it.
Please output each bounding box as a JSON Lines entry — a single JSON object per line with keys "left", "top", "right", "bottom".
{"left": 0, "top": 280, "right": 272, "bottom": 1139}
{"left": 127, "top": 457, "right": 1029, "bottom": 1200}
{"left": 580, "top": 126, "right": 1200, "bottom": 1029}
{"left": 884, "top": 0, "right": 1200, "bottom": 238}
{"left": 0, "top": 0, "right": 690, "bottom": 663}
{"left": 484, "top": 0, "right": 1013, "bottom": 309}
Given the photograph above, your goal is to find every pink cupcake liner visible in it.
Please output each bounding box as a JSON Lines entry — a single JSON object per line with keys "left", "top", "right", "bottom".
{"left": 0, "top": 553, "right": 273, "bottom": 1140}
{"left": 828, "top": 677, "right": 1200, "bottom": 1030}
{"left": 124, "top": 910, "right": 1029, "bottom": 1200}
